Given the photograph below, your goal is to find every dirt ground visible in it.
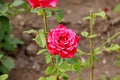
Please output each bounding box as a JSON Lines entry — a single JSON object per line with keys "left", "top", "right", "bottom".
{"left": 7, "top": 0, "right": 120, "bottom": 80}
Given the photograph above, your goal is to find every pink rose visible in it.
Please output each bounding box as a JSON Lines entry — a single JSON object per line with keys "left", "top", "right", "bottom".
{"left": 28, "top": 0, "right": 58, "bottom": 8}
{"left": 47, "top": 24, "right": 80, "bottom": 58}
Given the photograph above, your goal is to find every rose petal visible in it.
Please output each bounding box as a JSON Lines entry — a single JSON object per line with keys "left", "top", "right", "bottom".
{"left": 28, "top": 0, "right": 40, "bottom": 8}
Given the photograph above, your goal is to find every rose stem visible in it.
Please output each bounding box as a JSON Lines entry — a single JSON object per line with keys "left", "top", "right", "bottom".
{"left": 102, "top": 31, "right": 120, "bottom": 46}
{"left": 52, "top": 56, "right": 61, "bottom": 80}
{"left": 42, "top": 8, "right": 61, "bottom": 80}
{"left": 43, "top": 9, "right": 48, "bottom": 37}
{"left": 89, "top": 11, "right": 94, "bottom": 80}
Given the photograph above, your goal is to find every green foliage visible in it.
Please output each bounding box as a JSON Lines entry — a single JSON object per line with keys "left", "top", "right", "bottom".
{"left": 73, "top": 61, "right": 81, "bottom": 72}
{"left": 116, "top": 60, "right": 120, "bottom": 67}
{"left": 113, "top": 4, "right": 120, "bottom": 12}
{"left": 112, "top": 75, "right": 120, "bottom": 80}
{"left": 57, "top": 61, "right": 71, "bottom": 72}
{"left": 84, "top": 10, "right": 106, "bottom": 21}
{"left": 0, "top": 56, "right": 15, "bottom": 73}
{"left": 54, "top": 9, "right": 64, "bottom": 23}
{"left": 0, "top": 0, "right": 26, "bottom": 76}
{"left": 39, "top": 77, "right": 46, "bottom": 80}
{"left": 31, "top": 8, "right": 53, "bottom": 17}
{"left": 45, "top": 54, "right": 52, "bottom": 64}
{"left": 31, "top": 7, "right": 64, "bottom": 23}
{"left": 96, "top": 10, "right": 106, "bottom": 19}
{"left": 56, "top": 56, "right": 63, "bottom": 66}
{"left": 82, "top": 58, "right": 90, "bottom": 68}
{"left": 105, "top": 44, "right": 120, "bottom": 51}
{"left": 88, "top": 34, "right": 97, "bottom": 39}
{"left": 0, "top": 0, "right": 28, "bottom": 16}
{"left": 45, "top": 65, "right": 56, "bottom": 75}
{"left": 81, "top": 31, "right": 89, "bottom": 38}
{"left": 0, "top": 16, "right": 24, "bottom": 51}
{"left": 37, "top": 49, "right": 47, "bottom": 55}
{"left": 94, "top": 47, "right": 102, "bottom": 55}
{"left": 11, "top": 0, "right": 24, "bottom": 7}
{"left": 46, "top": 75, "right": 57, "bottom": 80}
{"left": 31, "top": 7, "right": 44, "bottom": 15}
{"left": 1, "top": 56, "right": 15, "bottom": 71}
{"left": 45, "top": 8, "right": 52, "bottom": 17}
{"left": 33, "top": 30, "right": 46, "bottom": 48}
{"left": 0, "top": 74, "right": 8, "bottom": 80}
{"left": 77, "top": 49, "right": 86, "bottom": 55}
{"left": 24, "top": 29, "right": 38, "bottom": 34}
{"left": 39, "top": 76, "right": 57, "bottom": 80}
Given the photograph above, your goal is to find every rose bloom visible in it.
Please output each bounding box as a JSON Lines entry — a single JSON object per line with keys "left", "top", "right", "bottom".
{"left": 47, "top": 24, "right": 80, "bottom": 58}
{"left": 28, "top": 0, "right": 58, "bottom": 8}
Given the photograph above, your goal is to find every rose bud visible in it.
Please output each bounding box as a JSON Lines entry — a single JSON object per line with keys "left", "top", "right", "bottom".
{"left": 28, "top": 0, "right": 58, "bottom": 8}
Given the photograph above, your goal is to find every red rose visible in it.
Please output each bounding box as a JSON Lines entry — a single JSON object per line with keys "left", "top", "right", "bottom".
{"left": 47, "top": 24, "right": 80, "bottom": 58}
{"left": 28, "top": 0, "right": 58, "bottom": 8}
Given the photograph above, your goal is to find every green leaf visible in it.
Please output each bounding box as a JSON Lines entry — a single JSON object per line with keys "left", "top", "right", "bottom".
{"left": 88, "top": 34, "right": 97, "bottom": 38}
{"left": 96, "top": 10, "right": 106, "bottom": 19}
{"left": 37, "top": 49, "right": 47, "bottom": 55}
{"left": 3, "top": 41, "right": 16, "bottom": 51}
{"left": 94, "top": 56, "right": 99, "bottom": 62}
{"left": 0, "top": 74, "right": 8, "bottom": 80}
{"left": 0, "top": 0, "right": 4, "bottom": 3}
{"left": 82, "top": 58, "right": 90, "bottom": 68}
{"left": 81, "top": 31, "right": 89, "bottom": 37}
{"left": 45, "top": 65, "right": 55, "bottom": 75}
{"left": 66, "top": 56, "right": 79, "bottom": 64}
{"left": 0, "top": 65, "right": 10, "bottom": 73}
{"left": 116, "top": 60, "right": 120, "bottom": 67}
{"left": 46, "top": 75, "right": 57, "bottom": 80}
{"left": 11, "top": 0, "right": 24, "bottom": 7}
{"left": 105, "top": 44, "right": 120, "bottom": 51}
{"left": 0, "top": 4, "right": 9, "bottom": 16}
{"left": 56, "top": 56, "right": 63, "bottom": 66}
{"left": 0, "top": 28, "right": 4, "bottom": 41}
{"left": 37, "top": 9, "right": 44, "bottom": 15}
{"left": 54, "top": 9, "right": 64, "bottom": 23}
{"left": 77, "top": 49, "right": 86, "bottom": 55}
{"left": 31, "top": 7, "right": 43, "bottom": 15}
{"left": 34, "top": 30, "right": 46, "bottom": 48}
{"left": 45, "top": 53, "right": 52, "bottom": 64}
{"left": 45, "top": 8, "right": 52, "bottom": 17}
{"left": 113, "top": 4, "right": 120, "bottom": 12}
{"left": 73, "top": 61, "right": 81, "bottom": 72}
{"left": 62, "top": 76, "right": 69, "bottom": 80}
{"left": 58, "top": 61, "right": 70, "bottom": 72}
{"left": 24, "top": 29, "right": 38, "bottom": 34}
{"left": 9, "top": 37, "right": 24, "bottom": 45}
{"left": 112, "top": 75, "right": 120, "bottom": 80}
{"left": 39, "top": 77, "right": 46, "bottom": 80}
{"left": 60, "top": 73, "right": 69, "bottom": 80}
{"left": 83, "top": 16, "right": 90, "bottom": 20}
{"left": 1, "top": 56, "right": 15, "bottom": 71}
{"left": 0, "top": 16, "right": 11, "bottom": 35}
{"left": 0, "top": 42, "right": 4, "bottom": 48}
{"left": 0, "top": 51, "right": 4, "bottom": 59}
{"left": 94, "top": 47, "right": 102, "bottom": 55}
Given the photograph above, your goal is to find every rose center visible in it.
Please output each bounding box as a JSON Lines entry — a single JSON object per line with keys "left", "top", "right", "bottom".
{"left": 58, "top": 35, "right": 68, "bottom": 44}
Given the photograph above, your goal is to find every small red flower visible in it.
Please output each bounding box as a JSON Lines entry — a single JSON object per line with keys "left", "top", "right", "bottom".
{"left": 103, "top": 7, "right": 109, "bottom": 13}
{"left": 47, "top": 24, "right": 80, "bottom": 58}
{"left": 28, "top": 0, "right": 58, "bottom": 8}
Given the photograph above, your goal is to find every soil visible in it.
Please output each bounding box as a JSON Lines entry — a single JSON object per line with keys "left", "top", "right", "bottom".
{"left": 7, "top": 0, "right": 120, "bottom": 80}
